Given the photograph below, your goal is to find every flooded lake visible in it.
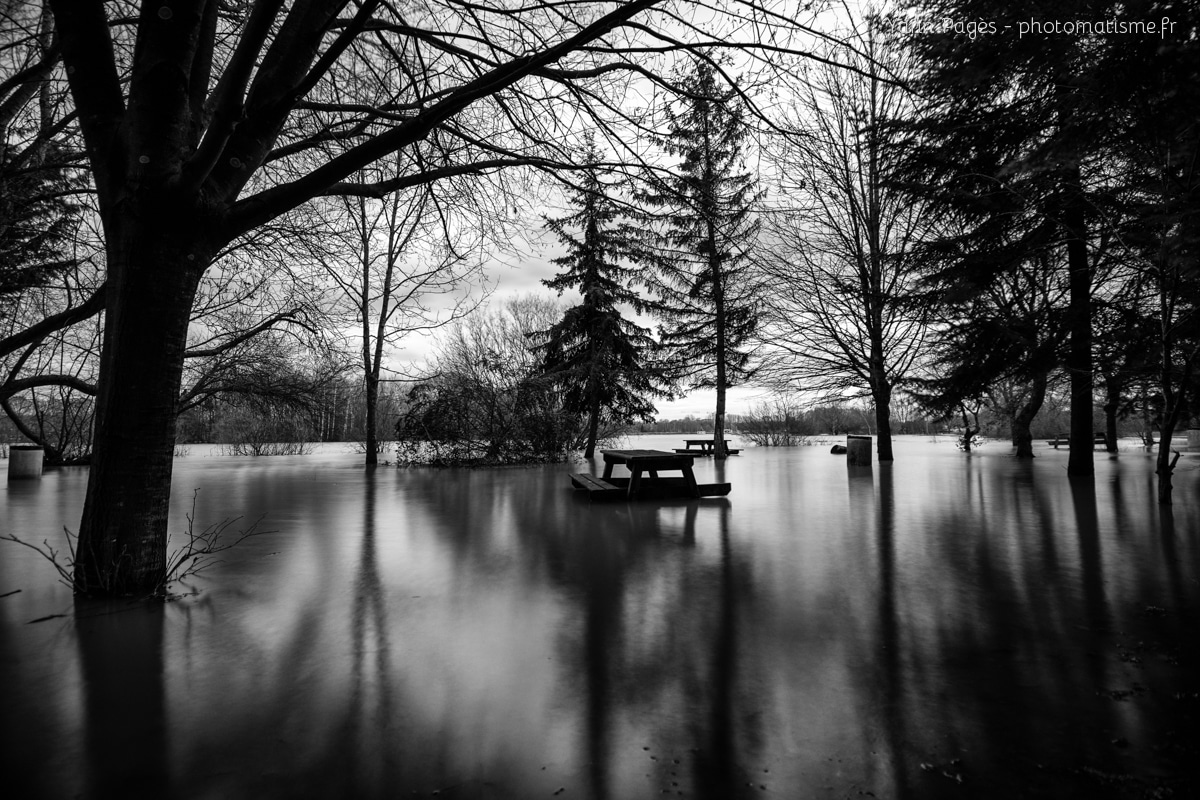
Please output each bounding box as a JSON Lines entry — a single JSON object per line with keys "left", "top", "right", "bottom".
{"left": 2, "top": 435, "right": 1199, "bottom": 799}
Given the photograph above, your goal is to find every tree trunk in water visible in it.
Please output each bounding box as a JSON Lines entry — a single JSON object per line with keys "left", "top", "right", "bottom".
{"left": 873, "top": 381, "right": 894, "bottom": 462}
{"left": 1102, "top": 375, "right": 1120, "bottom": 453}
{"left": 584, "top": 394, "right": 600, "bottom": 459}
{"left": 959, "top": 405, "right": 976, "bottom": 453}
{"left": 1011, "top": 372, "right": 1048, "bottom": 458}
{"left": 364, "top": 372, "right": 379, "bottom": 466}
{"left": 1156, "top": 423, "right": 1179, "bottom": 505}
{"left": 74, "top": 223, "right": 206, "bottom": 596}
{"left": 1064, "top": 169, "right": 1094, "bottom": 476}
{"left": 713, "top": 389, "right": 727, "bottom": 461}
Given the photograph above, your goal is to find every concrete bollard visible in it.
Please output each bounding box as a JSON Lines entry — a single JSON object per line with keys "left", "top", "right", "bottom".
{"left": 846, "top": 435, "right": 872, "bottom": 466}
{"left": 8, "top": 445, "right": 44, "bottom": 480}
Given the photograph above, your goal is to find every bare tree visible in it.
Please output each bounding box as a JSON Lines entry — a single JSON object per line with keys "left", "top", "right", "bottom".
{"left": 756, "top": 22, "right": 928, "bottom": 462}
{"left": 312, "top": 176, "right": 491, "bottom": 464}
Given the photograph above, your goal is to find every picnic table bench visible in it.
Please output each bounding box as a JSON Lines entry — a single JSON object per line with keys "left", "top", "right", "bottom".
{"left": 674, "top": 438, "right": 741, "bottom": 456}
{"left": 569, "top": 449, "right": 731, "bottom": 501}
{"left": 1046, "top": 432, "right": 1110, "bottom": 449}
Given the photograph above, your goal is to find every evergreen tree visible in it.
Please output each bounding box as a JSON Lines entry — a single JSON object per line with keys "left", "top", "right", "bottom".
{"left": 638, "top": 57, "right": 760, "bottom": 459}
{"left": 0, "top": 142, "right": 81, "bottom": 301}
{"left": 537, "top": 142, "right": 668, "bottom": 458}
{"left": 893, "top": 0, "right": 1118, "bottom": 474}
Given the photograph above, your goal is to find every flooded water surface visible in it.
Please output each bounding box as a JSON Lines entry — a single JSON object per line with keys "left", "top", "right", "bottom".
{"left": 2, "top": 436, "right": 1199, "bottom": 798}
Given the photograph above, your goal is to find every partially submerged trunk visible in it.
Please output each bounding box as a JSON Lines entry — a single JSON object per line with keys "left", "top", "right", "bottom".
{"left": 958, "top": 404, "right": 979, "bottom": 453}
{"left": 1155, "top": 431, "right": 1180, "bottom": 505}
{"left": 1064, "top": 167, "right": 1094, "bottom": 476}
{"left": 1101, "top": 374, "right": 1120, "bottom": 453}
{"left": 1011, "top": 372, "right": 1048, "bottom": 458}
{"left": 873, "top": 375, "right": 893, "bottom": 462}
{"left": 74, "top": 217, "right": 209, "bottom": 595}
{"left": 364, "top": 371, "right": 379, "bottom": 466}
{"left": 713, "top": 393, "right": 727, "bottom": 460}
{"left": 712, "top": 244, "right": 729, "bottom": 461}
{"left": 584, "top": 393, "right": 601, "bottom": 459}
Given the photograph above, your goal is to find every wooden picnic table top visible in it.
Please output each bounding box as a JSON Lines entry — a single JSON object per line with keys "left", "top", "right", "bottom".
{"left": 575, "top": 449, "right": 729, "bottom": 501}
{"left": 682, "top": 438, "right": 730, "bottom": 447}
{"left": 602, "top": 449, "right": 693, "bottom": 464}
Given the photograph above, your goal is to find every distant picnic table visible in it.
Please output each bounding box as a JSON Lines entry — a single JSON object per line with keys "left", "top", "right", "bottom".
{"left": 568, "top": 449, "right": 731, "bottom": 501}
{"left": 674, "top": 438, "right": 741, "bottom": 456}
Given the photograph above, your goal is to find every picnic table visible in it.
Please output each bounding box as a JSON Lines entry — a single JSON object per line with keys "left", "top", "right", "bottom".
{"left": 568, "top": 449, "right": 731, "bottom": 501}
{"left": 674, "top": 438, "right": 741, "bottom": 456}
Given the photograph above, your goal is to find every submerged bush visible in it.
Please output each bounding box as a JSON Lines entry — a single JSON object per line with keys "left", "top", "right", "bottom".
{"left": 394, "top": 370, "right": 583, "bottom": 466}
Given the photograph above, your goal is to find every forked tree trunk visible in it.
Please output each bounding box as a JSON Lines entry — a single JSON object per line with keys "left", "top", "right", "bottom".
{"left": 1155, "top": 424, "right": 1179, "bottom": 505}
{"left": 73, "top": 219, "right": 208, "bottom": 596}
{"left": 1011, "top": 372, "right": 1048, "bottom": 458}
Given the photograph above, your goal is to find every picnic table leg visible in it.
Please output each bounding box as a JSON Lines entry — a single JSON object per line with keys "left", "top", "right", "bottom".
{"left": 628, "top": 466, "right": 643, "bottom": 498}
{"left": 682, "top": 466, "right": 699, "bottom": 498}
{"left": 602, "top": 460, "right": 614, "bottom": 480}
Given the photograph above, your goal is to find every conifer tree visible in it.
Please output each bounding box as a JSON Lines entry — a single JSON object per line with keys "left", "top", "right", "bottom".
{"left": 893, "top": 0, "right": 1122, "bottom": 474}
{"left": 638, "top": 57, "right": 760, "bottom": 459}
{"left": 537, "top": 142, "right": 668, "bottom": 458}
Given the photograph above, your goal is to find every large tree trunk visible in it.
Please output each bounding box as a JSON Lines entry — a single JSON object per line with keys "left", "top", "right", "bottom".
{"left": 1012, "top": 372, "right": 1048, "bottom": 458}
{"left": 1064, "top": 169, "right": 1094, "bottom": 475}
{"left": 872, "top": 366, "right": 893, "bottom": 462}
{"left": 73, "top": 219, "right": 207, "bottom": 596}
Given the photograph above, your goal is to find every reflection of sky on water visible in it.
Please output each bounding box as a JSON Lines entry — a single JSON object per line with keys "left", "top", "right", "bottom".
{"left": 1, "top": 436, "right": 1198, "bottom": 798}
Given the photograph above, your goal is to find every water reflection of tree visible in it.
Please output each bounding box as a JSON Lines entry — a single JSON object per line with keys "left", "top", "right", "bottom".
{"left": 408, "top": 462, "right": 764, "bottom": 799}
{"left": 75, "top": 599, "right": 168, "bottom": 799}
{"left": 339, "top": 470, "right": 398, "bottom": 795}
{"left": 860, "top": 455, "right": 1200, "bottom": 795}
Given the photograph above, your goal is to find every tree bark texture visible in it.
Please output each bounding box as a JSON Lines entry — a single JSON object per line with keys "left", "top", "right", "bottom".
{"left": 74, "top": 218, "right": 207, "bottom": 595}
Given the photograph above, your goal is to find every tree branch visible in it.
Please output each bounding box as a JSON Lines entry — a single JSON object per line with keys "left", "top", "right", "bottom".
{"left": 0, "top": 285, "right": 106, "bottom": 359}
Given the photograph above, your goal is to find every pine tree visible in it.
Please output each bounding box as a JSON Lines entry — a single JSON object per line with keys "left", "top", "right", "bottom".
{"left": 537, "top": 142, "right": 669, "bottom": 458}
{"left": 638, "top": 57, "right": 760, "bottom": 459}
{"left": 893, "top": 0, "right": 1124, "bottom": 474}
{"left": 0, "top": 142, "right": 80, "bottom": 300}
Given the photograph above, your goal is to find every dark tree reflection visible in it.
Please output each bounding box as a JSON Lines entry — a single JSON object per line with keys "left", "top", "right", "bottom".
{"left": 76, "top": 599, "right": 167, "bottom": 799}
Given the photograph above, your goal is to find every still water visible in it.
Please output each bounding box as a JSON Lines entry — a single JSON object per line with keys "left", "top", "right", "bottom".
{"left": 2, "top": 436, "right": 1198, "bottom": 799}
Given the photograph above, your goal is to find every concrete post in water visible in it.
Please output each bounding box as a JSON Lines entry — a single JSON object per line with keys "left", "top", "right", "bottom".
{"left": 8, "top": 445, "right": 44, "bottom": 480}
{"left": 846, "top": 435, "right": 872, "bottom": 466}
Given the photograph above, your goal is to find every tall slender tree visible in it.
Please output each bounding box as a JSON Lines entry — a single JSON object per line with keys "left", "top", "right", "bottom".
{"left": 537, "top": 141, "right": 668, "bottom": 458}
{"left": 638, "top": 57, "right": 760, "bottom": 460}
{"left": 756, "top": 23, "right": 928, "bottom": 463}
